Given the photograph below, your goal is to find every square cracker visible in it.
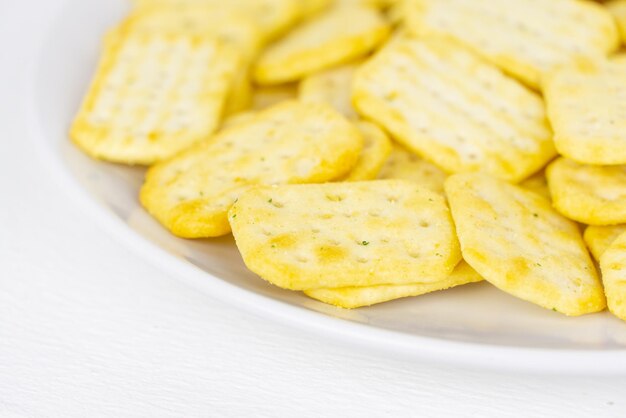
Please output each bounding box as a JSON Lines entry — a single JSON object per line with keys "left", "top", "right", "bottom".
{"left": 406, "top": 0, "right": 619, "bottom": 88}
{"left": 140, "top": 101, "right": 363, "bottom": 238}
{"left": 254, "top": 5, "right": 389, "bottom": 84}
{"left": 543, "top": 58, "right": 626, "bottom": 165}
{"left": 599, "top": 231, "right": 626, "bottom": 322}
{"left": 353, "top": 36, "right": 555, "bottom": 182}
{"left": 304, "top": 261, "right": 483, "bottom": 308}
{"left": 445, "top": 173, "right": 605, "bottom": 316}
{"left": 546, "top": 157, "right": 626, "bottom": 226}
{"left": 229, "top": 180, "right": 461, "bottom": 290}
{"left": 70, "top": 29, "right": 240, "bottom": 165}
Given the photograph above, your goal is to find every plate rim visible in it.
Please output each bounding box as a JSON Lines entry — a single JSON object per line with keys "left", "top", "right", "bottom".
{"left": 18, "top": 0, "right": 626, "bottom": 375}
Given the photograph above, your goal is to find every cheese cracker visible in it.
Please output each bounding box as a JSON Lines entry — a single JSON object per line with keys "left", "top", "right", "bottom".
{"left": 340, "top": 121, "right": 392, "bottom": 181}
{"left": 304, "top": 261, "right": 482, "bottom": 308}
{"left": 71, "top": 30, "right": 240, "bottom": 165}
{"left": 446, "top": 173, "right": 605, "bottom": 316}
{"left": 584, "top": 225, "right": 626, "bottom": 261}
{"left": 377, "top": 145, "right": 447, "bottom": 194}
{"left": 353, "top": 36, "right": 555, "bottom": 182}
{"left": 229, "top": 180, "right": 462, "bottom": 290}
{"left": 546, "top": 157, "right": 626, "bottom": 225}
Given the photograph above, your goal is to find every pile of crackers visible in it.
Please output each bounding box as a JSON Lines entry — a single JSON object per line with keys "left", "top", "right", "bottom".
{"left": 71, "top": 0, "right": 626, "bottom": 322}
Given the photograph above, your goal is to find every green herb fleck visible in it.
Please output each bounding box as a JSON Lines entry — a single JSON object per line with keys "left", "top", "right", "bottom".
{"left": 231, "top": 214, "right": 237, "bottom": 218}
{"left": 271, "top": 244, "right": 276, "bottom": 248}
{"left": 536, "top": 262, "right": 542, "bottom": 267}
{"left": 360, "top": 241, "right": 370, "bottom": 246}
{"left": 533, "top": 213, "right": 538, "bottom": 218}
{"left": 268, "top": 198, "right": 273, "bottom": 203}
{"left": 552, "top": 307, "right": 558, "bottom": 312}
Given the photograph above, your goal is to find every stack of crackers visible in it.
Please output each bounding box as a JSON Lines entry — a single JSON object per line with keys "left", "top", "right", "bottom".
{"left": 71, "top": 0, "right": 626, "bottom": 323}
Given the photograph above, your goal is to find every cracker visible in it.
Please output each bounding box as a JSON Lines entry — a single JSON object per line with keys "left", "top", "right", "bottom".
{"left": 140, "top": 101, "right": 363, "bottom": 237}
{"left": 445, "top": 173, "right": 605, "bottom": 316}
{"left": 406, "top": 0, "right": 619, "bottom": 88}
{"left": 70, "top": 30, "right": 240, "bottom": 165}
{"left": 607, "top": 0, "right": 626, "bottom": 42}
{"left": 229, "top": 180, "right": 462, "bottom": 290}
{"left": 584, "top": 225, "right": 626, "bottom": 261}
{"left": 520, "top": 170, "right": 551, "bottom": 201}
{"left": 543, "top": 58, "right": 626, "bottom": 165}
{"left": 304, "top": 261, "right": 482, "bottom": 308}
{"left": 377, "top": 145, "right": 447, "bottom": 194}
{"left": 546, "top": 157, "right": 626, "bottom": 226}
{"left": 254, "top": 6, "right": 390, "bottom": 84}
{"left": 299, "top": 62, "right": 360, "bottom": 119}
{"left": 599, "top": 231, "right": 626, "bottom": 322}
{"left": 353, "top": 36, "right": 555, "bottom": 182}
{"left": 132, "top": 0, "right": 299, "bottom": 41}
{"left": 340, "top": 121, "right": 392, "bottom": 181}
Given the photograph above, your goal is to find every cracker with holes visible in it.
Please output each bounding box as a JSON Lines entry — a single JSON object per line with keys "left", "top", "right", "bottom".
{"left": 543, "top": 58, "right": 626, "bottom": 165}
{"left": 340, "top": 121, "right": 392, "bottom": 181}
{"left": 584, "top": 225, "right": 626, "bottom": 262}
{"left": 406, "top": 0, "right": 618, "bottom": 88}
{"left": 253, "top": 6, "right": 389, "bottom": 85}
{"left": 600, "top": 231, "right": 626, "bottom": 323}
{"left": 299, "top": 62, "right": 361, "bottom": 119}
{"left": 546, "top": 158, "right": 626, "bottom": 226}
{"left": 377, "top": 145, "right": 448, "bottom": 194}
{"left": 229, "top": 180, "right": 461, "bottom": 290}
{"left": 445, "top": 173, "right": 605, "bottom": 316}
{"left": 353, "top": 37, "right": 555, "bottom": 182}
{"left": 70, "top": 30, "right": 240, "bottom": 165}
{"left": 132, "top": 0, "right": 299, "bottom": 42}
{"left": 140, "top": 101, "right": 363, "bottom": 238}
{"left": 304, "top": 261, "right": 482, "bottom": 308}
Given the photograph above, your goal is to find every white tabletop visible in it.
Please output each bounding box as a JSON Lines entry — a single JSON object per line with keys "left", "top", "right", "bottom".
{"left": 2, "top": 1, "right": 626, "bottom": 417}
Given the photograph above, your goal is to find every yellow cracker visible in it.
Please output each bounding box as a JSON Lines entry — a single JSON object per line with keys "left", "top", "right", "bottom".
{"left": 71, "top": 30, "right": 240, "bottom": 165}
{"left": 229, "top": 180, "right": 461, "bottom": 290}
{"left": 446, "top": 173, "right": 605, "bottom": 316}
{"left": 377, "top": 145, "right": 447, "bottom": 194}
{"left": 607, "top": 0, "right": 626, "bottom": 42}
{"left": 520, "top": 170, "right": 551, "bottom": 201}
{"left": 140, "top": 101, "right": 363, "bottom": 238}
{"left": 353, "top": 37, "right": 555, "bottom": 182}
{"left": 251, "top": 85, "right": 299, "bottom": 110}
{"left": 543, "top": 58, "right": 626, "bottom": 165}
{"left": 254, "top": 6, "right": 390, "bottom": 84}
{"left": 406, "top": 0, "right": 618, "bottom": 88}
{"left": 584, "top": 225, "right": 626, "bottom": 261}
{"left": 299, "top": 62, "right": 360, "bottom": 119}
{"left": 340, "top": 121, "right": 392, "bottom": 181}
{"left": 546, "top": 157, "right": 626, "bottom": 226}
{"left": 132, "top": 0, "right": 299, "bottom": 41}
{"left": 599, "top": 231, "right": 626, "bottom": 322}
{"left": 304, "top": 261, "right": 482, "bottom": 308}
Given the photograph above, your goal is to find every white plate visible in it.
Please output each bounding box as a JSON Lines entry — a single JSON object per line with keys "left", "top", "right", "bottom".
{"left": 21, "top": 0, "right": 626, "bottom": 374}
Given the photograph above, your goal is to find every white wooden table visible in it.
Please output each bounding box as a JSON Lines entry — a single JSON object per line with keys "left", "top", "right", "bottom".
{"left": 2, "top": 1, "right": 626, "bottom": 416}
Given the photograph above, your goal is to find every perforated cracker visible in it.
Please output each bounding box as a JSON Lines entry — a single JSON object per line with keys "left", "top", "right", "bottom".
{"left": 599, "top": 231, "right": 626, "bottom": 322}
{"left": 340, "top": 121, "right": 392, "bottom": 181}
{"left": 70, "top": 30, "right": 240, "bottom": 165}
{"left": 377, "top": 145, "right": 448, "bottom": 194}
{"left": 353, "top": 37, "right": 555, "bottom": 182}
{"left": 254, "top": 6, "right": 390, "bottom": 84}
{"left": 406, "top": 0, "right": 619, "bottom": 88}
{"left": 140, "top": 101, "right": 363, "bottom": 238}
{"left": 299, "top": 62, "right": 360, "bottom": 119}
{"left": 584, "top": 225, "right": 626, "bottom": 261}
{"left": 446, "top": 173, "right": 605, "bottom": 316}
{"left": 304, "top": 261, "right": 482, "bottom": 308}
{"left": 543, "top": 58, "right": 626, "bottom": 165}
{"left": 229, "top": 180, "right": 462, "bottom": 290}
{"left": 546, "top": 158, "right": 626, "bottom": 226}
